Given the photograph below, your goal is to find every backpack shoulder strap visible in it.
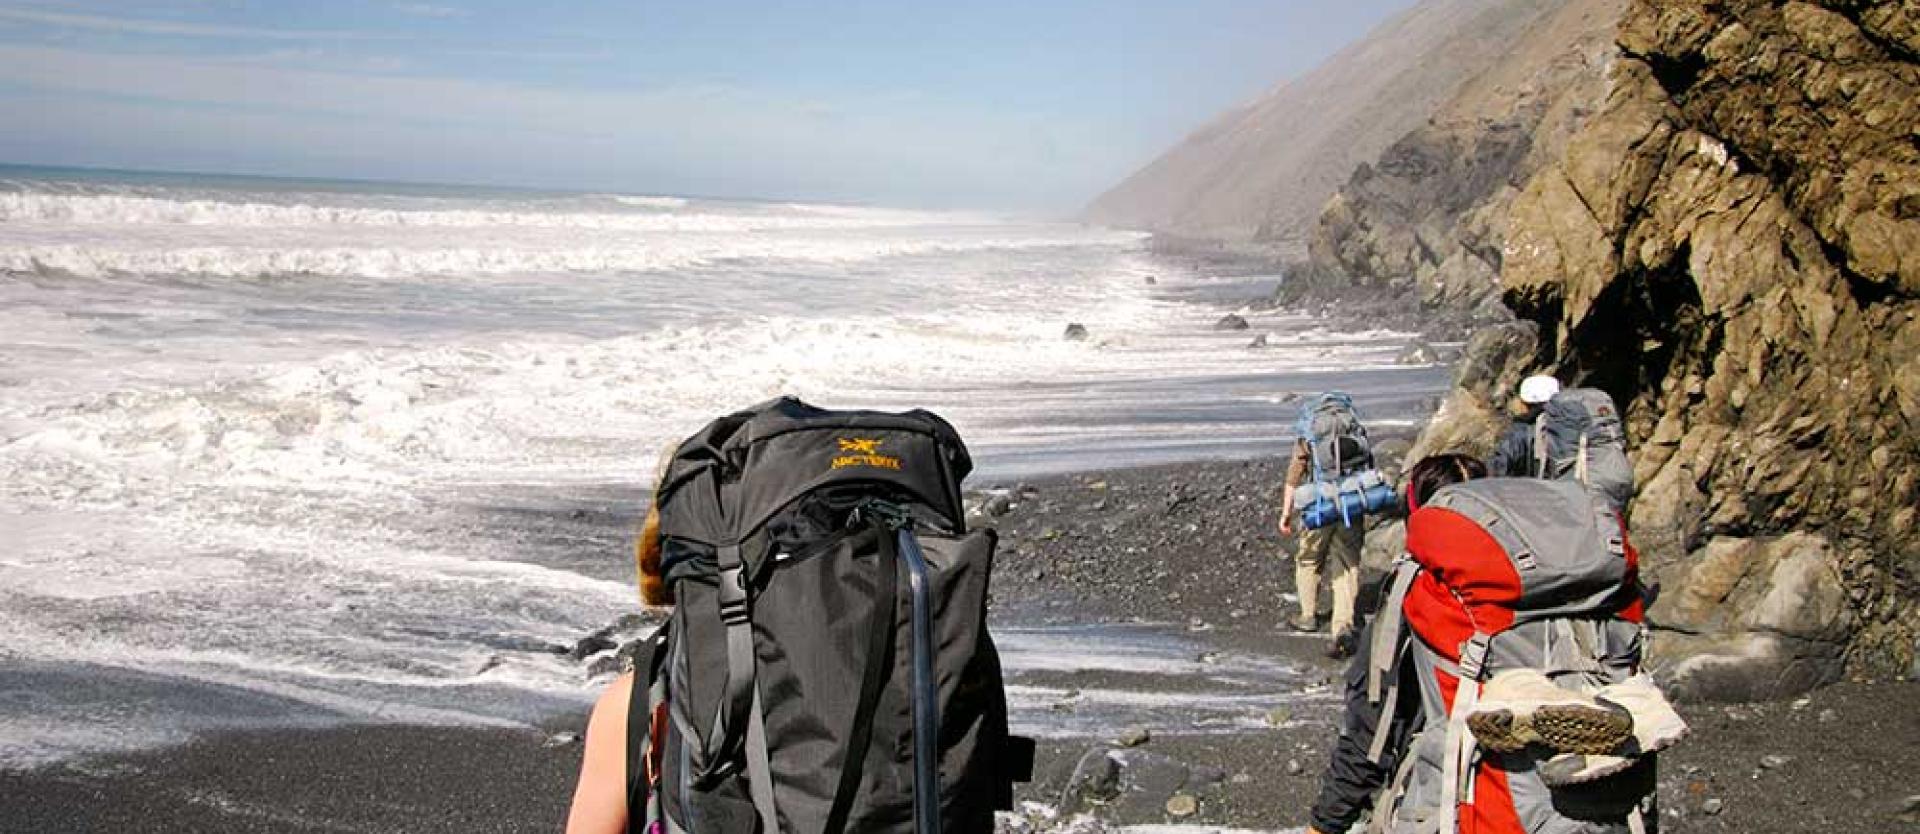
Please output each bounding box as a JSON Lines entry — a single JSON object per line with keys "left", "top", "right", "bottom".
{"left": 1367, "top": 558, "right": 1419, "bottom": 703}
{"left": 1364, "top": 559, "right": 1421, "bottom": 763}
{"left": 1436, "top": 631, "right": 1492, "bottom": 834}
{"left": 626, "top": 625, "right": 672, "bottom": 834}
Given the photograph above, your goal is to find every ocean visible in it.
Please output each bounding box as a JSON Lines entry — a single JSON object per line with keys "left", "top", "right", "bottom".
{"left": 0, "top": 164, "right": 1444, "bottom": 764}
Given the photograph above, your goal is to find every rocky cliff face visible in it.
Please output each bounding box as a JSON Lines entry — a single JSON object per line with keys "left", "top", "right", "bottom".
{"left": 1084, "top": 0, "right": 1564, "bottom": 243}
{"left": 1493, "top": 0, "right": 1920, "bottom": 698}
{"left": 1297, "top": 0, "right": 1625, "bottom": 330}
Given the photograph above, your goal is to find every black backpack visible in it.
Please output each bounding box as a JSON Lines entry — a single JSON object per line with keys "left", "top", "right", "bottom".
{"left": 627, "top": 397, "right": 1030, "bottom": 834}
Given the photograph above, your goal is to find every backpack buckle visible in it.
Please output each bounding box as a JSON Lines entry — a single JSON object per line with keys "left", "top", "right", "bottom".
{"left": 717, "top": 566, "right": 750, "bottom": 625}
{"left": 1459, "top": 632, "right": 1491, "bottom": 680}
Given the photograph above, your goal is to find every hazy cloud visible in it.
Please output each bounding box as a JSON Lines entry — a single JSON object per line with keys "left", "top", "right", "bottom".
{"left": 393, "top": 4, "right": 465, "bottom": 19}
{"left": 0, "top": 6, "right": 400, "bottom": 41}
{"left": 0, "top": 43, "right": 1128, "bottom": 207}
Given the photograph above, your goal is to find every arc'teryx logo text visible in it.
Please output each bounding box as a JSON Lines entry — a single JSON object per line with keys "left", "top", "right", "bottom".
{"left": 832, "top": 437, "right": 901, "bottom": 470}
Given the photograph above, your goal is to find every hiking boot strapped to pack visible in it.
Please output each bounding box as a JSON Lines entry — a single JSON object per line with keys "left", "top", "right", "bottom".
{"left": 1537, "top": 675, "right": 1691, "bottom": 787}
{"left": 627, "top": 397, "right": 1032, "bottom": 834}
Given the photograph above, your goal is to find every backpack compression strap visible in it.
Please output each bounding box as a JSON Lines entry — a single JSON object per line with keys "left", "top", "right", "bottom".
{"left": 821, "top": 525, "right": 901, "bottom": 834}
{"left": 694, "top": 538, "right": 781, "bottom": 832}
{"left": 1575, "top": 432, "right": 1591, "bottom": 486}
{"left": 1533, "top": 414, "right": 1549, "bottom": 479}
{"left": 696, "top": 543, "right": 757, "bottom": 771}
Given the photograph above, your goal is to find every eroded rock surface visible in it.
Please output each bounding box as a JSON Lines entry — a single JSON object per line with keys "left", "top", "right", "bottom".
{"left": 1497, "top": 0, "right": 1920, "bottom": 695}
{"left": 1405, "top": 320, "right": 1543, "bottom": 464}
{"left": 1292, "top": 0, "right": 1627, "bottom": 331}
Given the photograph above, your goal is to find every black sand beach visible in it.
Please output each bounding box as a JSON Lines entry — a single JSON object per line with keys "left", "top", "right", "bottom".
{"left": 5, "top": 457, "right": 1917, "bottom": 834}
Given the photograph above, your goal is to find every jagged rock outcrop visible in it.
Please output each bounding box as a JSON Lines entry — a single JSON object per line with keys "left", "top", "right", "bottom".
{"left": 1496, "top": 0, "right": 1920, "bottom": 697}
{"left": 1085, "top": 0, "right": 1565, "bottom": 243}
{"left": 1404, "top": 321, "right": 1544, "bottom": 465}
{"left": 1297, "top": 0, "right": 1626, "bottom": 327}
{"left": 1362, "top": 321, "right": 1544, "bottom": 577}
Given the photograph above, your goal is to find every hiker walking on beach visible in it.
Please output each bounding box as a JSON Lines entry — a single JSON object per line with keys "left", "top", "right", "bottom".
{"left": 1303, "top": 454, "right": 1686, "bottom": 834}
{"left": 1279, "top": 392, "right": 1394, "bottom": 660}
{"left": 1487, "top": 375, "right": 1560, "bottom": 477}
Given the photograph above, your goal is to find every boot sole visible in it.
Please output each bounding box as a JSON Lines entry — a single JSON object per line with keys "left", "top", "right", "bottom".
{"left": 1467, "top": 704, "right": 1634, "bottom": 755}
{"left": 1540, "top": 721, "right": 1692, "bottom": 787}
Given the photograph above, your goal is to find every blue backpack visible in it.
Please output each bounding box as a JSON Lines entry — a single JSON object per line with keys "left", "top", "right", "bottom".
{"left": 1294, "top": 392, "right": 1395, "bottom": 529}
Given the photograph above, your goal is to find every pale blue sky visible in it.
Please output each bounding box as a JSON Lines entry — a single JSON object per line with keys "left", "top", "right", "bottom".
{"left": 0, "top": 1, "right": 1415, "bottom": 209}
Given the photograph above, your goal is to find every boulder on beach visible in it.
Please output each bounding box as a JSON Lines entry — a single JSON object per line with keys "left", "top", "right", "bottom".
{"left": 1213, "top": 314, "right": 1250, "bottom": 331}
{"left": 1395, "top": 341, "right": 1439, "bottom": 364}
{"left": 984, "top": 493, "right": 1015, "bottom": 517}
{"left": 1652, "top": 533, "right": 1856, "bottom": 702}
{"left": 1063, "top": 323, "right": 1090, "bottom": 341}
{"left": 1059, "top": 746, "right": 1218, "bottom": 820}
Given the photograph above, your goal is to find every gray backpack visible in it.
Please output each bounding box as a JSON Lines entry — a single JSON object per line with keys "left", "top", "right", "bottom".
{"left": 1534, "top": 388, "right": 1634, "bottom": 511}
{"left": 1363, "top": 479, "right": 1655, "bottom": 834}
{"left": 1298, "top": 391, "right": 1376, "bottom": 480}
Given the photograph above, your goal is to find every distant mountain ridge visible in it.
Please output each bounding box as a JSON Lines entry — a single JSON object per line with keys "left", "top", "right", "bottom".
{"left": 1084, "top": 0, "right": 1566, "bottom": 245}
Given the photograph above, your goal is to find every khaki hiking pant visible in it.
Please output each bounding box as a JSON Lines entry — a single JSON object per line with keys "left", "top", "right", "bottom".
{"left": 1295, "top": 523, "right": 1363, "bottom": 635}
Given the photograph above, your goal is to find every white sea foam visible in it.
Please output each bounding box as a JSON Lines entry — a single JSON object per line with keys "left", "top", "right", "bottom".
{"left": 0, "top": 191, "right": 940, "bottom": 232}
{"left": 0, "top": 228, "right": 1123, "bottom": 279}
{"left": 995, "top": 625, "right": 1332, "bottom": 738}
{"left": 605, "top": 194, "right": 689, "bottom": 209}
{"left": 0, "top": 173, "right": 1449, "bottom": 756}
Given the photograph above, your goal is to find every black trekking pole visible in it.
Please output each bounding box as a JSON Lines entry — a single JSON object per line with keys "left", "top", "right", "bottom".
{"left": 860, "top": 498, "right": 943, "bottom": 834}
{"left": 895, "top": 525, "right": 942, "bottom": 834}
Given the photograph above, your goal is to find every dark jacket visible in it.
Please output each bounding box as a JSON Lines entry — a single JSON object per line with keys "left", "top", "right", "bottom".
{"left": 1308, "top": 619, "right": 1423, "bottom": 834}
{"left": 1488, "top": 418, "right": 1536, "bottom": 478}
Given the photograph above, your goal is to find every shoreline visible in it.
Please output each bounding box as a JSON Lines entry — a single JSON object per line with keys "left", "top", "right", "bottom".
{"left": 7, "top": 454, "right": 1916, "bottom": 832}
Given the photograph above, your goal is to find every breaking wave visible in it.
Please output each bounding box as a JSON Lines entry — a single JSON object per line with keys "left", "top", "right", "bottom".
{"left": 604, "top": 194, "right": 689, "bottom": 209}
{"left": 0, "top": 191, "right": 955, "bottom": 232}
{"left": 0, "top": 233, "right": 1119, "bottom": 279}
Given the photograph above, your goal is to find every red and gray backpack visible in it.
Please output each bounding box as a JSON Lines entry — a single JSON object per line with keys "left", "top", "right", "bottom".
{"left": 1362, "top": 478, "right": 1655, "bottom": 834}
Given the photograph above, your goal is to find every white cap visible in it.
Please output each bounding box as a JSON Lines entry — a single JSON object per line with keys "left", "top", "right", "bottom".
{"left": 1519, "top": 375, "right": 1562, "bottom": 404}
